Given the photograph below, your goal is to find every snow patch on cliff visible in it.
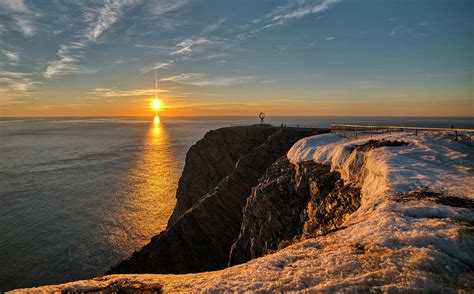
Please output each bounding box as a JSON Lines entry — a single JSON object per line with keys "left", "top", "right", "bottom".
{"left": 288, "top": 132, "right": 473, "bottom": 199}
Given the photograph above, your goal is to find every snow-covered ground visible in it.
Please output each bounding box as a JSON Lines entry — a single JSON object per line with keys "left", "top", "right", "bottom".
{"left": 12, "top": 132, "right": 474, "bottom": 292}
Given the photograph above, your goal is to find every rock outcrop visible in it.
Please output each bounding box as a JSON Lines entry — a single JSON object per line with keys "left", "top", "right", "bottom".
{"left": 108, "top": 126, "right": 322, "bottom": 275}
{"left": 228, "top": 139, "right": 411, "bottom": 266}
{"left": 228, "top": 157, "right": 361, "bottom": 266}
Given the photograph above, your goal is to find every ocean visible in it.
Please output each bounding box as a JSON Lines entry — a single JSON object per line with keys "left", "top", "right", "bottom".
{"left": 1, "top": 116, "right": 473, "bottom": 291}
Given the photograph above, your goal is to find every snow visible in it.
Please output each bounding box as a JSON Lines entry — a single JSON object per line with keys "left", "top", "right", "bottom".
{"left": 11, "top": 132, "right": 474, "bottom": 293}
{"left": 288, "top": 132, "right": 473, "bottom": 199}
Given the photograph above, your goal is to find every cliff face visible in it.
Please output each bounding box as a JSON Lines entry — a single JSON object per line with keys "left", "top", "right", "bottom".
{"left": 168, "top": 127, "right": 277, "bottom": 226}
{"left": 109, "top": 126, "right": 322, "bottom": 274}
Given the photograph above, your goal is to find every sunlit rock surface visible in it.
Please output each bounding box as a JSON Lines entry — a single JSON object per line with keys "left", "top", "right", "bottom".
{"left": 229, "top": 157, "right": 361, "bottom": 266}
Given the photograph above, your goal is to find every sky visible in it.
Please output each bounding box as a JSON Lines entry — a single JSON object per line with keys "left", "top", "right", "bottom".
{"left": 0, "top": 0, "right": 473, "bottom": 117}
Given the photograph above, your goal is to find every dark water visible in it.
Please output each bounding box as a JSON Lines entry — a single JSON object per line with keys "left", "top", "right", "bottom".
{"left": 0, "top": 116, "right": 472, "bottom": 291}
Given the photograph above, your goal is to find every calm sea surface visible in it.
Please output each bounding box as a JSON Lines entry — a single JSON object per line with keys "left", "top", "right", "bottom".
{"left": 1, "top": 116, "right": 473, "bottom": 291}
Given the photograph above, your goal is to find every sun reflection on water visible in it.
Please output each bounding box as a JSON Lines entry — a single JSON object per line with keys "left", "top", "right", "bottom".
{"left": 103, "top": 119, "right": 180, "bottom": 258}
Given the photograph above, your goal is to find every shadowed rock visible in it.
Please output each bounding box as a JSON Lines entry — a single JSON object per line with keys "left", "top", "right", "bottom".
{"left": 350, "top": 139, "right": 409, "bottom": 153}
{"left": 396, "top": 188, "right": 474, "bottom": 209}
{"left": 168, "top": 126, "right": 278, "bottom": 226}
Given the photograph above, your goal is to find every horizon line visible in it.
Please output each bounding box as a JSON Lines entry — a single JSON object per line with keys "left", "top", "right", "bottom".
{"left": 1, "top": 115, "right": 473, "bottom": 118}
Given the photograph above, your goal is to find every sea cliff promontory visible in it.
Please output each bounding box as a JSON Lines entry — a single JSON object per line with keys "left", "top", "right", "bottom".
{"left": 12, "top": 127, "right": 473, "bottom": 292}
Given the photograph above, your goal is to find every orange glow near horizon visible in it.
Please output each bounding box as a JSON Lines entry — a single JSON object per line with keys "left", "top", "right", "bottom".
{"left": 2, "top": 94, "right": 473, "bottom": 117}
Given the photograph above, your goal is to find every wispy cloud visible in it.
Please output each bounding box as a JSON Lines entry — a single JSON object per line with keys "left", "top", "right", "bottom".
{"left": 161, "top": 73, "right": 204, "bottom": 82}
{"left": 0, "top": 70, "right": 28, "bottom": 78}
{"left": 89, "top": 87, "right": 168, "bottom": 98}
{"left": 243, "top": 0, "right": 340, "bottom": 38}
{"left": 142, "top": 2, "right": 328, "bottom": 71}
{"left": 149, "top": 0, "right": 189, "bottom": 16}
{"left": 139, "top": 62, "right": 172, "bottom": 73}
{"left": 166, "top": 16, "right": 231, "bottom": 58}
{"left": 0, "top": 70, "right": 39, "bottom": 95}
{"left": 0, "top": 0, "right": 37, "bottom": 36}
{"left": 169, "top": 35, "right": 235, "bottom": 61}
{"left": 271, "top": 0, "right": 339, "bottom": 22}
{"left": 135, "top": 43, "right": 172, "bottom": 51}
{"left": 161, "top": 73, "right": 256, "bottom": 86}
{"left": 201, "top": 18, "right": 225, "bottom": 35}
{"left": 44, "top": 0, "right": 137, "bottom": 78}
{"left": 43, "top": 42, "right": 97, "bottom": 78}
{"left": 136, "top": 0, "right": 190, "bottom": 30}
{"left": 171, "top": 37, "right": 212, "bottom": 55}
{"left": 1, "top": 49, "right": 19, "bottom": 65}
{"left": 82, "top": 0, "right": 136, "bottom": 42}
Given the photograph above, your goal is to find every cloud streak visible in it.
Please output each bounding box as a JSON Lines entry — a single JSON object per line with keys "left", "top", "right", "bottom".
{"left": 171, "top": 37, "right": 212, "bottom": 55}
{"left": 139, "top": 62, "right": 172, "bottom": 73}
{"left": 44, "top": 0, "right": 137, "bottom": 78}
{"left": 241, "top": 0, "right": 340, "bottom": 38}
{"left": 43, "top": 42, "right": 96, "bottom": 78}
{"left": 83, "top": 0, "right": 136, "bottom": 42}
{"left": 201, "top": 18, "right": 225, "bottom": 35}
{"left": 271, "top": 0, "right": 339, "bottom": 22}
{"left": 0, "top": 0, "right": 37, "bottom": 36}
{"left": 89, "top": 87, "right": 168, "bottom": 98}
{"left": 161, "top": 73, "right": 256, "bottom": 86}
{"left": 1, "top": 49, "right": 19, "bottom": 65}
{"left": 0, "top": 70, "right": 39, "bottom": 96}
{"left": 148, "top": 0, "right": 189, "bottom": 16}
{"left": 140, "top": 1, "right": 338, "bottom": 77}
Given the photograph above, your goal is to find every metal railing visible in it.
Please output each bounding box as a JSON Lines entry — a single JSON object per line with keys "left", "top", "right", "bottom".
{"left": 331, "top": 124, "right": 474, "bottom": 140}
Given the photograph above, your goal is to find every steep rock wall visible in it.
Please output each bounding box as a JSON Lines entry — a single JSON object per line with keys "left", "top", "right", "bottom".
{"left": 168, "top": 126, "right": 277, "bottom": 226}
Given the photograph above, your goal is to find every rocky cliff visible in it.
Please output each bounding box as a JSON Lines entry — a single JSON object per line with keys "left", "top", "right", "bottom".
{"left": 228, "top": 139, "right": 410, "bottom": 265}
{"left": 16, "top": 131, "right": 473, "bottom": 292}
{"left": 168, "top": 126, "right": 277, "bottom": 226}
{"left": 228, "top": 157, "right": 361, "bottom": 265}
{"left": 108, "top": 126, "right": 323, "bottom": 274}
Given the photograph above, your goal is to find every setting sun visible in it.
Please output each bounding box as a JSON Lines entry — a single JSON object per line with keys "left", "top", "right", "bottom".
{"left": 152, "top": 100, "right": 161, "bottom": 111}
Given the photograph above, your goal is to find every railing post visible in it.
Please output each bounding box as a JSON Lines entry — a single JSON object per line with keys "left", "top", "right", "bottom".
{"left": 415, "top": 129, "right": 418, "bottom": 136}
{"left": 454, "top": 130, "right": 458, "bottom": 141}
